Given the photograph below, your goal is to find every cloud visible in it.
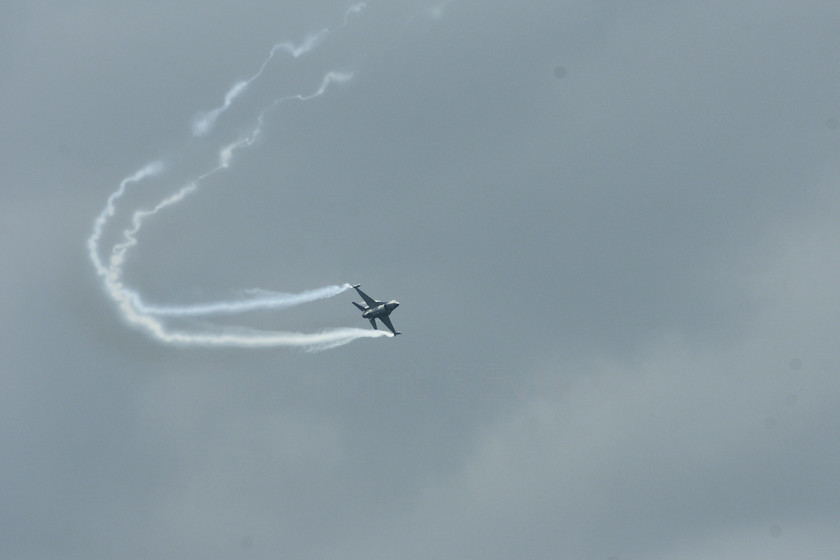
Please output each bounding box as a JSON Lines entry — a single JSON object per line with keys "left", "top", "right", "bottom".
{"left": 319, "top": 174, "right": 840, "bottom": 559}
{"left": 3, "top": 0, "right": 840, "bottom": 558}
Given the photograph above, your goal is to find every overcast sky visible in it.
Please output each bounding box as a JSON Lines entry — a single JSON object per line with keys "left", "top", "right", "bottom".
{"left": 2, "top": 0, "right": 840, "bottom": 558}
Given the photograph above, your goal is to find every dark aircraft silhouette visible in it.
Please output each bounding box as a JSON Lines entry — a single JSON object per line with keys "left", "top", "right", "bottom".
{"left": 351, "top": 284, "right": 401, "bottom": 335}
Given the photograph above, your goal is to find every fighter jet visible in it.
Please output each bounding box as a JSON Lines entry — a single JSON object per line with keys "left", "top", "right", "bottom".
{"left": 351, "top": 284, "right": 401, "bottom": 335}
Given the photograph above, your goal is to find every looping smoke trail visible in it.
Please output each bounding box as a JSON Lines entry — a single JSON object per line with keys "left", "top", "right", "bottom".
{"left": 87, "top": 161, "right": 164, "bottom": 277}
{"left": 87, "top": 6, "right": 393, "bottom": 351}
{"left": 192, "top": 2, "right": 366, "bottom": 137}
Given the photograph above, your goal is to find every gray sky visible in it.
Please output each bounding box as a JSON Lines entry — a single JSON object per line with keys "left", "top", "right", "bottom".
{"left": 2, "top": 0, "right": 840, "bottom": 558}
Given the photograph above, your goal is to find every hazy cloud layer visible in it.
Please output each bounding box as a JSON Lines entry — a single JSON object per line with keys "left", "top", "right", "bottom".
{"left": 2, "top": 0, "right": 839, "bottom": 558}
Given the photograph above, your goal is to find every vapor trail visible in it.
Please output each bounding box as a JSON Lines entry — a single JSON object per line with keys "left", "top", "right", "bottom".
{"left": 113, "top": 68, "right": 352, "bottom": 266}
{"left": 103, "top": 70, "right": 351, "bottom": 285}
{"left": 192, "top": 2, "right": 366, "bottom": 137}
{"left": 97, "top": 252, "right": 389, "bottom": 349}
{"left": 214, "top": 70, "right": 353, "bottom": 171}
{"left": 140, "top": 326, "right": 389, "bottom": 351}
{"left": 86, "top": 9, "right": 385, "bottom": 351}
{"left": 87, "top": 161, "right": 164, "bottom": 278}
{"left": 133, "top": 284, "right": 352, "bottom": 317}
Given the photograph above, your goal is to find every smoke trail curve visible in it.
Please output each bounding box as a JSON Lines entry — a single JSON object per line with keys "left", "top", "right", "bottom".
{"left": 192, "top": 2, "right": 366, "bottom": 137}
{"left": 87, "top": 8, "right": 391, "bottom": 351}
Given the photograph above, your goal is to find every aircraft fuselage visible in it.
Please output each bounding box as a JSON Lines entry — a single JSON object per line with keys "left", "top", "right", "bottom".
{"left": 362, "top": 300, "right": 399, "bottom": 319}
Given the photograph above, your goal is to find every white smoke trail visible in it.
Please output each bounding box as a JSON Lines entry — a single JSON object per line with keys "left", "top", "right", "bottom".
{"left": 95, "top": 248, "right": 388, "bottom": 349}
{"left": 108, "top": 70, "right": 351, "bottom": 276}
{"left": 87, "top": 161, "right": 165, "bottom": 278}
{"left": 150, "top": 326, "right": 388, "bottom": 351}
{"left": 86, "top": 10, "right": 392, "bottom": 351}
{"left": 133, "top": 285, "right": 352, "bottom": 317}
{"left": 293, "top": 71, "right": 354, "bottom": 100}
{"left": 192, "top": 2, "right": 366, "bottom": 137}
{"left": 192, "top": 81, "right": 249, "bottom": 137}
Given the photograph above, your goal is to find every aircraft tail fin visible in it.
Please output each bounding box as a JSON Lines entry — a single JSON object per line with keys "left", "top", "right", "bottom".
{"left": 352, "top": 301, "right": 366, "bottom": 312}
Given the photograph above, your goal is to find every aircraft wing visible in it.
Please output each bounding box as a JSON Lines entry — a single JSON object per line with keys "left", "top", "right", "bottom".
{"left": 379, "top": 314, "right": 400, "bottom": 336}
{"left": 352, "top": 284, "right": 379, "bottom": 307}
